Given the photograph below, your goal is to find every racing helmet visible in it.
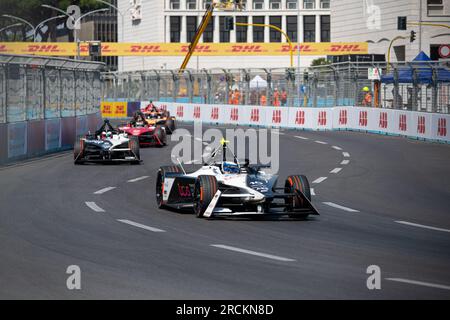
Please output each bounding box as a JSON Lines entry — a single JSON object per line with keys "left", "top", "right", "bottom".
{"left": 101, "top": 131, "right": 107, "bottom": 139}
{"left": 222, "top": 161, "right": 240, "bottom": 174}
{"left": 106, "top": 131, "right": 112, "bottom": 139}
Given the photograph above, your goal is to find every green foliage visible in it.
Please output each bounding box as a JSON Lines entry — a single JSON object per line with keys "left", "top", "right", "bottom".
{"left": 0, "top": 0, "right": 106, "bottom": 27}
{"left": 311, "top": 58, "right": 330, "bottom": 67}
{"left": 0, "top": 0, "right": 108, "bottom": 40}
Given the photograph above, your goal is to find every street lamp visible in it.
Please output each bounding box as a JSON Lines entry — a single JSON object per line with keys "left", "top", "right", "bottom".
{"left": 41, "top": 4, "right": 75, "bottom": 38}
{"left": 33, "top": 15, "right": 65, "bottom": 42}
{"left": 93, "top": 0, "right": 134, "bottom": 71}
{"left": 1, "top": 14, "right": 34, "bottom": 41}
{"left": 73, "top": 8, "right": 109, "bottom": 58}
{"left": 0, "top": 23, "right": 22, "bottom": 39}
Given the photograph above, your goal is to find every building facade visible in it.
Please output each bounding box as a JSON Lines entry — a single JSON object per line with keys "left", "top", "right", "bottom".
{"left": 118, "top": 0, "right": 331, "bottom": 71}
{"left": 331, "top": 0, "right": 450, "bottom": 62}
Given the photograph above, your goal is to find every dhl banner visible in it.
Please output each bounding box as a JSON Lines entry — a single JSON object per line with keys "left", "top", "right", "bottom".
{"left": 100, "top": 101, "right": 127, "bottom": 118}
{"left": 0, "top": 42, "right": 368, "bottom": 56}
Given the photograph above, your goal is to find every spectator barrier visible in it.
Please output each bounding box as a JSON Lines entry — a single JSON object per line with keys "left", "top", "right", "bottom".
{"left": 122, "top": 101, "right": 448, "bottom": 143}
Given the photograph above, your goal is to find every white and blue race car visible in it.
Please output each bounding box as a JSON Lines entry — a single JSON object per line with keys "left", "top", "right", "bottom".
{"left": 74, "top": 119, "right": 141, "bottom": 164}
{"left": 156, "top": 139, "right": 318, "bottom": 219}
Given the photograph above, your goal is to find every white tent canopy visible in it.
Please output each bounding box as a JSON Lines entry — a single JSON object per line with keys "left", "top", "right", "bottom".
{"left": 249, "top": 75, "right": 267, "bottom": 89}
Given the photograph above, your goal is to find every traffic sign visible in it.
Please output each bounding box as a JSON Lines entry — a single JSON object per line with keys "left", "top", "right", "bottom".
{"left": 438, "top": 45, "right": 450, "bottom": 59}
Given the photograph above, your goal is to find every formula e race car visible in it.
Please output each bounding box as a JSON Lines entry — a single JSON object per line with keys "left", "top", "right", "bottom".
{"left": 74, "top": 119, "right": 141, "bottom": 164}
{"left": 143, "top": 109, "right": 176, "bottom": 134}
{"left": 155, "top": 139, "right": 319, "bottom": 219}
{"left": 118, "top": 111, "right": 167, "bottom": 147}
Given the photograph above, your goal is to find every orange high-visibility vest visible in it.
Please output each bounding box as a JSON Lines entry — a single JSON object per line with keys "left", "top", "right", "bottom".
{"left": 363, "top": 93, "right": 372, "bottom": 106}
{"left": 273, "top": 91, "right": 280, "bottom": 106}
{"left": 233, "top": 91, "right": 240, "bottom": 105}
{"left": 260, "top": 95, "right": 267, "bottom": 106}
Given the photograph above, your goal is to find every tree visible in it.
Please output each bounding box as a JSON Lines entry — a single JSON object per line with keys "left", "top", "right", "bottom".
{"left": 0, "top": 0, "right": 107, "bottom": 41}
{"left": 310, "top": 58, "right": 330, "bottom": 67}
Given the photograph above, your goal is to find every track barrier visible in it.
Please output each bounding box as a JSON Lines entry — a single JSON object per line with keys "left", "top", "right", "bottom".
{"left": 101, "top": 101, "right": 450, "bottom": 144}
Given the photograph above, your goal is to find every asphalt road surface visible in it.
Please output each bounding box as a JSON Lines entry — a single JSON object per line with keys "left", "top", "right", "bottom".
{"left": 0, "top": 124, "right": 449, "bottom": 299}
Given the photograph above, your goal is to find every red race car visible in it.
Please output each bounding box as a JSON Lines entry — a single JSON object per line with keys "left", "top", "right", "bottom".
{"left": 119, "top": 112, "right": 167, "bottom": 147}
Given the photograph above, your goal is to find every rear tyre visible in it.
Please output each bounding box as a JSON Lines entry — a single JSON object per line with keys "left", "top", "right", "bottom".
{"left": 154, "top": 125, "right": 167, "bottom": 146}
{"left": 193, "top": 175, "right": 218, "bottom": 218}
{"left": 74, "top": 139, "right": 84, "bottom": 164}
{"left": 165, "top": 118, "right": 176, "bottom": 134}
{"left": 156, "top": 165, "right": 183, "bottom": 208}
{"left": 129, "top": 136, "right": 140, "bottom": 162}
{"left": 285, "top": 175, "right": 311, "bottom": 218}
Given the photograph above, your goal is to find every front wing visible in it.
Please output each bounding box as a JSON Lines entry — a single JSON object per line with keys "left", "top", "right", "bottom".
{"left": 162, "top": 177, "right": 319, "bottom": 217}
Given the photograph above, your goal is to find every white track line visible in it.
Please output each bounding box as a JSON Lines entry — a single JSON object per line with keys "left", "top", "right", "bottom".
{"left": 194, "top": 137, "right": 203, "bottom": 142}
{"left": 332, "top": 146, "right": 343, "bottom": 150}
{"left": 93, "top": 187, "right": 116, "bottom": 195}
{"left": 330, "top": 168, "right": 342, "bottom": 174}
{"left": 211, "top": 244, "right": 296, "bottom": 262}
{"left": 341, "top": 160, "right": 350, "bottom": 165}
{"left": 127, "top": 176, "right": 149, "bottom": 183}
{"left": 85, "top": 202, "right": 105, "bottom": 212}
{"left": 272, "top": 131, "right": 285, "bottom": 135}
{"left": 323, "top": 202, "right": 359, "bottom": 213}
{"left": 295, "top": 136, "right": 309, "bottom": 140}
{"left": 312, "top": 177, "right": 327, "bottom": 184}
{"left": 386, "top": 278, "right": 450, "bottom": 291}
{"left": 342, "top": 152, "right": 350, "bottom": 157}
{"left": 117, "top": 219, "right": 166, "bottom": 233}
{"left": 395, "top": 221, "right": 450, "bottom": 233}
{"left": 315, "top": 140, "right": 327, "bottom": 145}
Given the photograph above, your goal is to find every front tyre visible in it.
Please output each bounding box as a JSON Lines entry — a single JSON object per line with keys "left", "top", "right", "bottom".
{"left": 154, "top": 125, "right": 167, "bottom": 146}
{"left": 156, "top": 166, "right": 183, "bottom": 209}
{"left": 74, "top": 139, "right": 84, "bottom": 164}
{"left": 285, "top": 175, "right": 311, "bottom": 218}
{"left": 129, "top": 136, "right": 140, "bottom": 161}
{"left": 165, "top": 118, "right": 176, "bottom": 134}
{"left": 193, "top": 175, "right": 218, "bottom": 218}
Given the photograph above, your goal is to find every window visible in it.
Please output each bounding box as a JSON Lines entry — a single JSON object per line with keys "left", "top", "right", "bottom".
{"left": 303, "top": 15, "right": 315, "bottom": 42}
{"left": 303, "top": 0, "right": 315, "bottom": 9}
{"left": 320, "top": 15, "right": 330, "bottom": 42}
{"left": 186, "top": 16, "right": 197, "bottom": 43}
{"left": 203, "top": 0, "right": 212, "bottom": 9}
{"left": 203, "top": 17, "right": 214, "bottom": 42}
{"left": 287, "top": 0, "right": 298, "bottom": 9}
{"left": 170, "top": 16, "right": 181, "bottom": 42}
{"left": 236, "top": 16, "right": 248, "bottom": 42}
{"left": 286, "top": 16, "right": 297, "bottom": 42}
{"left": 253, "top": 0, "right": 264, "bottom": 10}
{"left": 186, "top": 0, "right": 196, "bottom": 10}
{"left": 269, "top": 16, "right": 282, "bottom": 42}
{"left": 170, "top": 0, "right": 180, "bottom": 10}
{"left": 269, "top": 0, "right": 281, "bottom": 10}
{"left": 253, "top": 16, "right": 265, "bottom": 42}
{"left": 320, "top": 0, "right": 330, "bottom": 9}
{"left": 220, "top": 16, "right": 231, "bottom": 43}
{"left": 427, "top": 0, "right": 444, "bottom": 16}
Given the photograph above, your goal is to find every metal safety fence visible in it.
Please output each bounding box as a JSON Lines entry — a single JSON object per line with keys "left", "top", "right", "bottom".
{"left": 101, "top": 60, "right": 450, "bottom": 114}
{"left": 0, "top": 54, "right": 104, "bottom": 124}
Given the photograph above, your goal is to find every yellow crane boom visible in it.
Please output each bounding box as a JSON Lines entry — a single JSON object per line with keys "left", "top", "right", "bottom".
{"left": 178, "top": 4, "right": 216, "bottom": 73}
